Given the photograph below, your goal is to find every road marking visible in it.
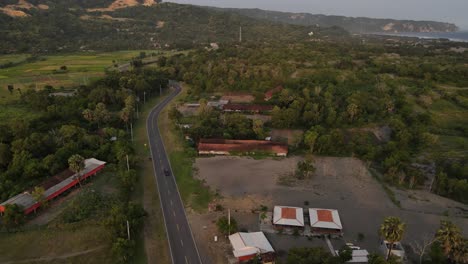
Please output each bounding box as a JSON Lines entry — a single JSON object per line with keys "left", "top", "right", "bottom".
{"left": 168, "top": 189, "right": 171, "bottom": 195}
{"left": 180, "top": 239, "right": 184, "bottom": 247}
{"left": 173, "top": 210, "right": 176, "bottom": 217}
{"left": 176, "top": 224, "right": 180, "bottom": 231}
{"left": 170, "top": 200, "right": 173, "bottom": 206}
{"left": 185, "top": 256, "right": 189, "bottom": 264}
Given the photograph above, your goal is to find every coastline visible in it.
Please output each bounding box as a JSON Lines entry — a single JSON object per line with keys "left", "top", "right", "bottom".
{"left": 369, "top": 31, "right": 468, "bottom": 43}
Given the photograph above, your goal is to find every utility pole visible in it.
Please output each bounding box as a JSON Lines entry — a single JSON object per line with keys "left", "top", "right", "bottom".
{"left": 159, "top": 84, "right": 162, "bottom": 96}
{"left": 239, "top": 26, "right": 242, "bottom": 43}
{"left": 130, "top": 123, "right": 134, "bottom": 142}
{"left": 127, "top": 220, "right": 131, "bottom": 240}
{"left": 228, "top": 208, "right": 231, "bottom": 236}
{"left": 126, "top": 154, "right": 130, "bottom": 171}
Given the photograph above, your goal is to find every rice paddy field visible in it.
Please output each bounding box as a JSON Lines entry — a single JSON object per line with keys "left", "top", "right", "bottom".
{"left": 0, "top": 51, "right": 158, "bottom": 91}
{"left": 0, "top": 50, "right": 166, "bottom": 124}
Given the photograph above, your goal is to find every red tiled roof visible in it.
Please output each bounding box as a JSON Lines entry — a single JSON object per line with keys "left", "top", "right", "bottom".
{"left": 264, "top": 86, "right": 284, "bottom": 100}
{"left": 317, "top": 210, "right": 333, "bottom": 222}
{"left": 222, "top": 104, "right": 273, "bottom": 112}
{"left": 281, "top": 208, "right": 297, "bottom": 219}
{"left": 198, "top": 139, "right": 288, "bottom": 155}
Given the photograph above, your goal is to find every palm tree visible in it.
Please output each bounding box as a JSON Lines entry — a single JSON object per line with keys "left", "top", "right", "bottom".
{"left": 436, "top": 220, "right": 464, "bottom": 262}
{"left": 379, "top": 216, "right": 406, "bottom": 260}
{"left": 68, "top": 154, "right": 85, "bottom": 187}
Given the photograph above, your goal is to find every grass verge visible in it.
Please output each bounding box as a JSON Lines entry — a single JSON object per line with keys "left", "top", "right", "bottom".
{"left": 131, "top": 93, "right": 171, "bottom": 264}
{"left": 158, "top": 84, "right": 213, "bottom": 213}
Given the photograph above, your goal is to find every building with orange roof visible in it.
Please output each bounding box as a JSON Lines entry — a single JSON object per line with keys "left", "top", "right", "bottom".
{"left": 309, "top": 208, "right": 343, "bottom": 236}
{"left": 273, "top": 206, "right": 304, "bottom": 227}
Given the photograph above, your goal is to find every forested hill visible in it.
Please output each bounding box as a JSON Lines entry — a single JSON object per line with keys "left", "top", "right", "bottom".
{"left": 211, "top": 7, "right": 458, "bottom": 33}
{"left": 0, "top": 2, "right": 347, "bottom": 54}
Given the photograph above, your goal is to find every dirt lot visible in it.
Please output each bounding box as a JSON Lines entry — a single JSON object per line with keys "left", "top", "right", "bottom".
{"left": 191, "top": 156, "right": 468, "bottom": 262}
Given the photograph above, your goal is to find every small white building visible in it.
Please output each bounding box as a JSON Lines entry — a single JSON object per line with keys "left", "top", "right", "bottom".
{"left": 273, "top": 206, "right": 304, "bottom": 227}
{"left": 309, "top": 208, "right": 343, "bottom": 236}
{"left": 229, "top": 232, "right": 275, "bottom": 263}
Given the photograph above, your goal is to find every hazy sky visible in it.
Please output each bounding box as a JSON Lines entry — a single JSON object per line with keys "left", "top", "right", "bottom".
{"left": 168, "top": 0, "right": 468, "bottom": 29}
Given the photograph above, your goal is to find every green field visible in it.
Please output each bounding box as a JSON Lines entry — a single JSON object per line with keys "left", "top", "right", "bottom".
{"left": 0, "top": 50, "right": 160, "bottom": 92}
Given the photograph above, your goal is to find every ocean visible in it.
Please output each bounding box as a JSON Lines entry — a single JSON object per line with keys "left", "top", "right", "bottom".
{"left": 373, "top": 31, "right": 468, "bottom": 43}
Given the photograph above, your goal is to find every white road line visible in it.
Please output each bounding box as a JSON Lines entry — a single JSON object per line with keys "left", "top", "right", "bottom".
{"left": 180, "top": 239, "right": 184, "bottom": 247}
{"left": 167, "top": 189, "right": 171, "bottom": 195}
{"left": 170, "top": 200, "right": 173, "bottom": 206}
{"left": 185, "top": 256, "right": 189, "bottom": 264}
{"left": 173, "top": 210, "right": 176, "bottom": 217}
{"left": 176, "top": 224, "right": 180, "bottom": 231}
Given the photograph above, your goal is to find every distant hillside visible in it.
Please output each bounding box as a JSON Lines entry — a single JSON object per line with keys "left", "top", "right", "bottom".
{"left": 0, "top": 0, "right": 159, "bottom": 17}
{"left": 215, "top": 8, "right": 458, "bottom": 33}
{"left": 0, "top": 2, "right": 347, "bottom": 53}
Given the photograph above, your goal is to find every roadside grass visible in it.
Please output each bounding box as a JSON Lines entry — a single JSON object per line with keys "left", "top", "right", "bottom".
{"left": 131, "top": 94, "right": 171, "bottom": 264}
{"left": 0, "top": 222, "right": 113, "bottom": 263}
{"left": 158, "top": 84, "right": 213, "bottom": 213}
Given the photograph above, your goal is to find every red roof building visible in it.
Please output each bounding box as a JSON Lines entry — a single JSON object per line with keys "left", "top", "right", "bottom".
{"left": 220, "top": 93, "right": 255, "bottom": 103}
{"left": 264, "top": 86, "right": 283, "bottom": 101}
{"left": 273, "top": 206, "right": 305, "bottom": 227}
{"left": 309, "top": 208, "right": 343, "bottom": 236}
{"left": 198, "top": 139, "right": 288, "bottom": 157}
{"left": 0, "top": 158, "right": 106, "bottom": 215}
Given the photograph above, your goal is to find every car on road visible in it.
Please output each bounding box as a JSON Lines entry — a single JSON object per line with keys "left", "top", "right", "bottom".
{"left": 163, "top": 168, "right": 170, "bottom": 176}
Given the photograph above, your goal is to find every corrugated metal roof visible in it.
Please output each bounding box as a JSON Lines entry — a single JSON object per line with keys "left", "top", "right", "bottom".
{"left": 229, "top": 232, "right": 274, "bottom": 258}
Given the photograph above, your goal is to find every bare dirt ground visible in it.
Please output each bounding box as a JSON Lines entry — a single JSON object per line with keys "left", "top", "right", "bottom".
{"left": 192, "top": 156, "right": 468, "bottom": 262}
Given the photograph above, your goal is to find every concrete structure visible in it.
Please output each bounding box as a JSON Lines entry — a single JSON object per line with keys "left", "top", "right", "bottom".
{"left": 198, "top": 139, "right": 288, "bottom": 157}
{"left": 229, "top": 232, "right": 275, "bottom": 263}
{"left": 309, "top": 208, "right": 343, "bottom": 236}
{"left": 0, "top": 158, "right": 106, "bottom": 215}
{"left": 273, "top": 206, "right": 304, "bottom": 227}
{"left": 222, "top": 104, "right": 273, "bottom": 113}
{"left": 220, "top": 93, "right": 255, "bottom": 103}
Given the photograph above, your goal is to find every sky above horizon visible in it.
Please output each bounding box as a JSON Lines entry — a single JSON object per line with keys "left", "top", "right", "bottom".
{"left": 168, "top": 0, "right": 468, "bottom": 29}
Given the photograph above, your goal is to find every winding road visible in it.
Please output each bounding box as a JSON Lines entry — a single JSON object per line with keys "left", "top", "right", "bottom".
{"left": 146, "top": 83, "right": 202, "bottom": 264}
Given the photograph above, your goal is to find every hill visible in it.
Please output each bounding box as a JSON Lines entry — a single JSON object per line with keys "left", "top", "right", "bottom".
{"left": 212, "top": 7, "right": 458, "bottom": 33}
{"left": 0, "top": 2, "right": 346, "bottom": 53}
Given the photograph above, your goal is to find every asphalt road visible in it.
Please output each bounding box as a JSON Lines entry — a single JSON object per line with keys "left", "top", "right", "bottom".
{"left": 146, "top": 84, "right": 202, "bottom": 264}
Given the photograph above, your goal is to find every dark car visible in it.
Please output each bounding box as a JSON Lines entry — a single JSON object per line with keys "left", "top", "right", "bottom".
{"left": 163, "top": 168, "right": 170, "bottom": 176}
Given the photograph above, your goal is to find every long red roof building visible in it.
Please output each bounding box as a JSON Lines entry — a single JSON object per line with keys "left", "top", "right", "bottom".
{"left": 0, "top": 158, "right": 106, "bottom": 215}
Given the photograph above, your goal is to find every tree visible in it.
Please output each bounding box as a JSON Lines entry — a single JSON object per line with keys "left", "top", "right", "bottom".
{"left": 216, "top": 216, "right": 237, "bottom": 235}
{"left": 68, "top": 154, "right": 85, "bottom": 187}
{"left": 296, "top": 159, "right": 316, "bottom": 180}
{"left": 2, "top": 204, "right": 25, "bottom": 231}
{"left": 112, "top": 237, "right": 136, "bottom": 263}
{"left": 379, "top": 216, "right": 406, "bottom": 260}
{"left": 410, "top": 234, "right": 437, "bottom": 264}
{"left": 94, "top": 103, "right": 111, "bottom": 128}
{"left": 82, "top": 109, "right": 95, "bottom": 124}
{"left": 252, "top": 119, "right": 265, "bottom": 139}
{"left": 31, "top": 186, "right": 48, "bottom": 208}
{"left": 286, "top": 247, "right": 341, "bottom": 264}
{"left": 346, "top": 103, "right": 359, "bottom": 122}
{"left": 0, "top": 143, "right": 12, "bottom": 168}
{"left": 7, "top": 84, "right": 14, "bottom": 94}
{"left": 435, "top": 220, "right": 467, "bottom": 263}
{"left": 304, "top": 129, "right": 319, "bottom": 153}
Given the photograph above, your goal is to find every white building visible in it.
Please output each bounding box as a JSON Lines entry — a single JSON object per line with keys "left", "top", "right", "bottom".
{"left": 229, "top": 232, "right": 275, "bottom": 262}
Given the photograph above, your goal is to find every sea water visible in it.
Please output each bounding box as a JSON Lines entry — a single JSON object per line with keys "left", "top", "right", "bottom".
{"left": 374, "top": 31, "right": 468, "bottom": 42}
